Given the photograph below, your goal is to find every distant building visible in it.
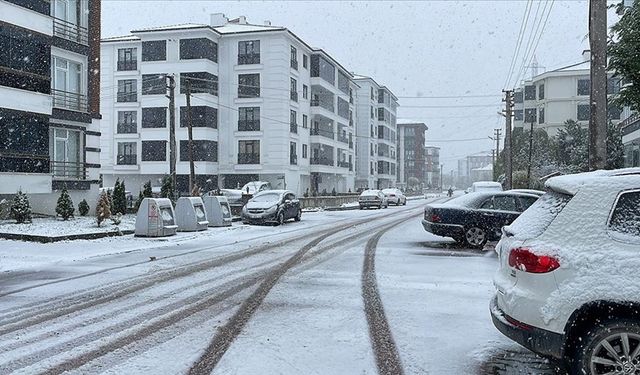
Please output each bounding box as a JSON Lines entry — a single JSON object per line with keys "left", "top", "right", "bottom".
{"left": 513, "top": 51, "right": 623, "bottom": 136}
{"left": 397, "top": 121, "right": 427, "bottom": 190}
{"left": 621, "top": 110, "right": 640, "bottom": 167}
{"left": 424, "top": 146, "right": 440, "bottom": 188}
{"left": 457, "top": 151, "right": 493, "bottom": 187}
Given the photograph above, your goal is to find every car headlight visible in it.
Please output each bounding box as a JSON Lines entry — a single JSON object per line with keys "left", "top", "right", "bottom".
{"left": 265, "top": 204, "right": 278, "bottom": 214}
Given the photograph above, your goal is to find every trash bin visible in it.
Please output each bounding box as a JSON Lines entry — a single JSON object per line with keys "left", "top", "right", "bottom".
{"left": 135, "top": 198, "right": 178, "bottom": 237}
{"left": 203, "top": 195, "right": 233, "bottom": 227}
{"left": 175, "top": 197, "right": 209, "bottom": 232}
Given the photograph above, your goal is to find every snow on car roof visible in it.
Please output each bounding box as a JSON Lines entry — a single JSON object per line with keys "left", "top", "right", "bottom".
{"left": 360, "top": 190, "right": 380, "bottom": 196}
{"left": 546, "top": 168, "right": 640, "bottom": 195}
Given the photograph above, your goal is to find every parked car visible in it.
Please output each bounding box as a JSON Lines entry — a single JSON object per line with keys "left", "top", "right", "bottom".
{"left": 422, "top": 191, "right": 539, "bottom": 248}
{"left": 359, "top": 189, "right": 388, "bottom": 209}
{"left": 241, "top": 190, "right": 301, "bottom": 225}
{"left": 221, "top": 181, "right": 272, "bottom": 205}
{"left": 382, "top": 188, "right": 406, "bottom": 206}
{"left": 491, "top": 168, "right": 640, "bottom": 374}
{"left": 471, "top": 181, "right": 503, "bottom": 193}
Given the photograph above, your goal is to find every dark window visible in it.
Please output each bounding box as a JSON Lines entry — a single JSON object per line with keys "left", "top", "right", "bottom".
{"left": 378, "top": 89, "right": 386, "bottom": 104}
{"left": 117, "top": 48, "right": 137, "bottom": 71}
{"left": 0, "top": 24, "right": 50, "bottom": 77}
{"left": 142, "top": 107, "right": 166, "bottom": 128}
{"left": 142, "top": 40, "right": 166, "bottom": 61}
{"left": 514, "top": 109, "right": 524, "bottom": 121}
{"left": 303, "top": 54, "right": 308, "bottom": 69}
{"left": 481, "top": 196, "right": 517, "bottom": 211}
{"left": 117, "top": 111, "right": 137, "bottom": 133}
{"left": 538, "top": 84, "right": 545, "bottom": 100}
{"left": 238, "top": 107, "right": 260, "bottom": 131}
{"left": 338, "top": 71, "right": 349, "bottom": 94}
{"left": 180, "top": 72, "right": 218, "bottom": 95}
{"left": 290, "top": 78, "right": 298, "bottom": 102}
{"left": 180, "top": 106, "right": 217, "bottom": 128}
{"left": 303, "top": 84, "right": 308, "bottom": 99}
{"left": 238, "top": 40, "right": 260, "bottom": 64}
{"left": 0, "top": 108, "right": 49, "bottom": 173}
{"left": 180, "top": 38, "right": 217, "bottom": 62}
{"left": 302, "top": 144, "right": 308, "bottom": 158}
{"left": 518, "top": 196, "right": 538, "bottom": 212}
{"left": 290, "top": 142, "right": 297, "bottom": 165}
{"left": 514, "top": 91, "right": 523, "bottom": 104}
{"left": 5, "top": 0, "right": 50, "bottom": 15}
{"left": 609, "top": 191, "right": 640, "bottom": 238}
{"left": 608, "top": 77, "right": 622, "bottom": 95}
{"left": 117, "top": 142, "right": 137, "bottom": 165}
{"left": 578, "top": 78, "right": 590, "bottom": 96}
{"left": 338, "top": 98, "right": 349, "bottom": 119}
{"left": 290, "top": 46, "right": 298, "bottom": 70}
{"left": 238, "top": 74, "right": 260, "bottom": 98}
{"left": 539, "top": 107, "right": 545, "bottom": 124}
{"left": 524, "top": 85, "right": 536, "bottom": 100}
{"left": 608, "top": 105, "right": 622, "bottom": 120}
{"left": 180, "top": 140, "right": 217, "bottom": 162}
{"left": 238, "top": 140, "right": 260, "bottom": 164}
{"left": 117, "top": 79, "right": 137, "bottom": 102}
{"left": 141, "top": 141, "right": 166, "bottom": 161}
{"left": 524, "top": 108, "right": 537, "bottom": 123}
{"left": 302, "top": 114, "right": 308, "bottom": 129}
{"left": 310, "top": 55, "right": 335, "bottom": 85}
{"left": 290, "top": 110, "right": 297, "bottom": 133}
{"left": 142, "top": 74, "right": 166, "bottom": 95}
{"left": 577, "top": 104, "right": 590, "bottom": 121}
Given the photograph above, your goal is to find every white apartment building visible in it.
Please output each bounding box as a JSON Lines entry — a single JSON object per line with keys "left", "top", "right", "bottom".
{"left": 100, "top": 15, "right": 358, "bottom": 196}
{"left": 0, "top": 0, "right": 102, "bottom": 215}
{"left": 513, "top": 51, "right": 622, "bottom": 136}
{"left": 353, "top": 76, "right": 398, "bottom": 190}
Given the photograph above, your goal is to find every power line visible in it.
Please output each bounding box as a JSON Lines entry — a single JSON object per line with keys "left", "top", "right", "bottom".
{"left": 504, "top": 0, "right": 533, "bottom": 88}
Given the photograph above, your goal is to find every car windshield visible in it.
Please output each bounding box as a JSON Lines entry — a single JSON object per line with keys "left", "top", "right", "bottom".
{"left": 251, "top": 193, "right": 281, "bottom": 202}
{"left": 361, "top": 190, "right": 380, "bottom": 196}
{"left": 506, "top": 191, "right": 572, "bottom": 239}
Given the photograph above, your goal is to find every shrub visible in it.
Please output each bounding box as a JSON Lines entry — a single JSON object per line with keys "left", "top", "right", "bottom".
{"left": 78, "top": 199, "right": 90, "bottom": 216}
{"left": 11, "top": 189, "right": 32, "bottom": 224}
{"left": 55, "top": 186, "right": 75, "bottom": 220}
{"left": 96, "top": 191, "right": 111, "bottom": 227}
{"left": 112, "top": 178, "right": 127, "bottom": 215}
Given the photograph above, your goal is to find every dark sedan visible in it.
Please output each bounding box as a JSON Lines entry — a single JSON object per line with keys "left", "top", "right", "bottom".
{"left": 241, "top": 190, "right": 302, "bottom": 225}
{"left": 422, "top": 191, "right": 539, "bottom": 249}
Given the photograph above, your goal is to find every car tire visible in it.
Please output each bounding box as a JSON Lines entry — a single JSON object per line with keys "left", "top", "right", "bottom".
{"left": 403, "top": 200, "right": 407, "bottom": 206}
{"left": 570, "top": 319, "right": 640, "bottom": 375}
{"left": 276, "top": 211, "right": 285, "bottom": 226}
{"left": 294, "top": 209, "right": 302, "bottom": 221}
{"left": 359, "top": 205, "right": 364, "bottom": 210}
{"left": 464, "top": 226, "right": 487, "bottom": 249}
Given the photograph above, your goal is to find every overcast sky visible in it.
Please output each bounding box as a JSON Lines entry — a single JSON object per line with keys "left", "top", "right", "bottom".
{"left": 102, "top": 0, "right": 620, "bottom": 173}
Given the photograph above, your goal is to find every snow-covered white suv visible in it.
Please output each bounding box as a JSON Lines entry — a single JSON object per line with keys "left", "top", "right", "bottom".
{"left": 491, "top": 169, "right": 640, "bottom": 375}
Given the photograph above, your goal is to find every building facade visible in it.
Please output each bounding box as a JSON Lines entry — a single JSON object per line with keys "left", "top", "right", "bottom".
{"left": 513, "top": 52, "right": 622, "bottom": 136}
{"left": 424, "top": 146, "right": 440, "bottom": 189}
{"left": 0, "top": 0, "right": 102, "bottom": 214}
{"left": 397, "top": 121, "right": 427, "bottom": 190}
{"left": 622, "top": 110, "right": 640, "bottom": 168}
{"left": 456, "top": 151, "right": 493, "bottom": 188}
{"left": 100, "top": 15, "right": 359, "bottom": 196}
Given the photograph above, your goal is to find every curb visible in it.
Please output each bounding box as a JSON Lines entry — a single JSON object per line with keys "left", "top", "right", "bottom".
{"left": 0, "top": 229, "right": 135, "bottom": 243}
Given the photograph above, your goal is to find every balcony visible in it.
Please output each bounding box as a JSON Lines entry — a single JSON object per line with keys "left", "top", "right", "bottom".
{"left": 117, "top": 122, "right": 137, "bottom": 134}
{"left": 349, "top": 140, "right": 353, "bottom": 149}
{"left": 311, "top": 128, "right": 334, "bottom": 140}
{"left": 117, "top": 154, "right": 137, "bottom": 165}
{"left": 238, "top": 153, "right": 260, "bottom": 164}
{"left": 290, "top": 123, "right": 298, "bottom": 134}
{"left": 52, "top": 89, "right": 88, "bottom": 112}
{"left": 290, "top": 154, "right": 298, "bottom": 165}
{"left": 337, "top": 160, "right": 350, "bottom": 169}
{"left": 117, "top": 92, "right": 137, "bottom": 103}
{"left": 290, "top": 91, "right": 298, "bottom": 102}
{"left": 310, "top": 157, "right": 334, "bottom": 166}
{"left": 53, "top": 18, "right": 88, "bottom": 45}
{"left": 337, "top": 135, "right": 349, "bottom": 144}
{"left": 50, "top": 160, "right": 86, "bottom": 179}
{"left": 291, "top": 59, "right": 298, "bottom": 70}
{"left": 238, "top": 54, "right": 260, "bottom": 65}
{"left": 117, "top": 61, "right": 137, "bottom": 71}
{"left": 310, "top": 97, "right": 334, "bottom": 113}
{"left": 238, "top": 120, "right": 260, "bottom": 132}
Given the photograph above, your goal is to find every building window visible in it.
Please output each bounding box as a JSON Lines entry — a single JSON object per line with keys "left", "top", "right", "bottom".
{"left": 117, "top": 79, "right": 137, "bottom": 102}
{"left": 180, "top": 38, "right": 217, "bottom": 62}
{"left": 302, "top": 144, "right": 308, "bottom": 159}
{"left": 142, "top": 74, "right": 166, "bottom": 95}
{"left": 577, "top": 78, "right": 590, "bottom": 96}
{"left": 608, "top": 105, "right": 622, "bottom": 120}
{"left": 290, "top": 46, "right": 298, "bottom": 70}
{"left": 290, "top": 110, "right": 297, "bottom": 133}
{"left": 238, "top": 74, "right": 260, "bottom": 98}
{"left": 0, "top": 24, "right": 50, "bottom": 93}
{"left": 141, "top": 141, "right": 166, "bottom": 161}
{"left": 180, "top": 106, "right": 217, "bottom": 128}
{"left": 524, "top": 108, "right": 537, "bottom": 123}
{"left": 238, "top": 107, "right": 260, "bottom": 131}
{"left": 303, "top": 54, "right": 308, "bottom": 69}
{"left": 238, "top": 40, "right": 260, "bottom": 64}
{"left": 117, "top": 142, "right": 137, "bottom": 165}
{"left": 302, "top": 114, "right": 308, "bottom": 129}
{"left": 117, "top": 111, "right": 137, "bottom": 133}
{"left": 524, "top": 85, "right": 536, "bottom": 100}
{"left": 142, "top": 40, "right": 166, "bottom": 61}
{"left": 514, "top": 109, "right": 523, "bottom": 121}
{"left": 117, "top": 48, "right": 137, "bottom": 71}
{"left": 577, "top": 104, "right": 590, "bottom": 121}
{"left": 338, "top": 71, "right": 349, "bottom": 94}
{"left": 50, "top": 128, "right": 82, "bottom": 178}
{"left": 290, "top": 78, "right": 298, "bottom": 102}
{"left": 514, "top": 91, "right": 523, "bottom": 104}
{"left": 290, "top": 142, "right": 297, "bottom": 165}
{"left": 538, "top": 107, "right": 545, "bottom": 124}
{"left": 142, "top": 107, "right": 167, "bottom": 128}
{"left": 238, "top": 140, "right": 260, "bottom": 164}
{"left": 538, "top": 84, "right": 545, "bottom": 100}
{"left": 370, "top": 106, "right": 374, "bottom": 119}
{"left": 180, "top": 72, "right": 218, "bottom": 95}
{"left": 180, "top": 140, "right": 217, "bottom": 162}
{"left": 338, "top": 98, "right": 349, "bottom": 119}
{"left": 608, "top": 78, "right": 622, "bottom": 95}
{"left": 302, "top": 84, "right": 308, "bottom": 99}
{"left": 310, "top": 55, "right": 335, "bottom": 85}
{"left": 52, "top": 56, "right": 86, "bottom": 112}
{"left": 51, "top": 0, "right": 88, "bottom": 44}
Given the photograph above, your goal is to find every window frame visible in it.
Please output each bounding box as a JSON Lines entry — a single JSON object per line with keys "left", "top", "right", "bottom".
{"left": 238, "top": 40, "right": 260, "bottom": 65}
{"left": 117, "top": 47, "right": 137, "bottom": 71}
{"left": 141, "top": 40, "right": 167, "bottom": 62}
{"left": 238, "top": 73, "right": 260, "bottom": 98}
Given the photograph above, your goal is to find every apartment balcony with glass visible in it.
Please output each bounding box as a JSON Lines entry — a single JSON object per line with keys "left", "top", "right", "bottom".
{"left": 337, "top": 123, "right": 349, "bottom": 144}
{"left": 310, "top": 144, "right": 334, "bottom": 166}
{"left": 310, "top": 86, "right": 335, "bottom": 113}
{"left": 52, "top": 56, "right": 87, "bottom": 112}
{"left": 52, "top": 0, "right": 88, "bottom": 45}
{"left": 311, "top": 115, "right": 334, "bottom": 140}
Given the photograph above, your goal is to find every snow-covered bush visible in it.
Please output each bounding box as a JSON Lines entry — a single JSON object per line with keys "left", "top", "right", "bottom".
{"left": 111, "top": 212, "right": 122, "bottom": 226}
{"left": 134, "top": 180, "right": 153, "bottom": 212}
{"left": 112, "top": 178, "right": 127, "bottom": 215}
{"left": 96, "top": 191, "right": 111, "bottom": 227}
{"left": 11, "top": 189, "right": 32, "bottom": 224}
{"left": 78, "top": 199, "right": 90, "bottom": 216}
{"left": 55, "top": 186, "right": 75, "bottom": 220}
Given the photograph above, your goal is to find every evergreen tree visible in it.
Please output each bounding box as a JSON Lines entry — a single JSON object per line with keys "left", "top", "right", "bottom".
{"left": 556, "top": 120, "right": 589, "bottom": 173}
{"left": 134, "top": 180, "right": 153, "bottom": 212}
{"left": 609, "top": 0, "right": 640, "bottom": 111}
{"left": 55, "top": 186, "right": 75, "bottom": 220}
{"left": 160, "top": 175, "right": 175, "bottom": 204}
{"left": 78, "top": 199, "right": 90, "bottom": 216}
{"left": 10, "top": 189, "right": 32, "bottom": 224}
{"left": 112, "top": 178, "right": 127, "bottom": 215}
{"left": 96, "top": 191, "right": 111, "bottom": 227}
{"left": 607, "top": 121, "right": 625, "bottom": 169}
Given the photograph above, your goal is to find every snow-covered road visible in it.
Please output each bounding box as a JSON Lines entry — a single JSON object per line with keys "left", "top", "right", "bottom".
{"left": 0, "top": 199, "right": 562, "bottom": 374}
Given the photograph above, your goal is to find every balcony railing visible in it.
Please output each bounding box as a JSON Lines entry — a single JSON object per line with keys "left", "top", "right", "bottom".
{"left": 50, "top": 160, "right": 87, "bottom": 179}
{"left": 238, "top": 120, "right": 260, "bottom": 131}
{"left": 117, "top": 154, "right": 137, "bottom": 165}
{"left": 117, "top": 92, "right": 137, "bottom": 103}
{"left": 311, "top": 128, "right": 334, "bottom": 140}
{"left": 117, "top": 60, "right": 137, "bottom": 71}
{"left": 310, "top": 99, "right": 334, "bottom": 112}
{"left": 290, "top": 91, "right": 298, "bottom": 102}
{"left": 53, "top": 18, "right": 88, "bottom": 45}
{"left": 291, "top": 59, "right": 298, "bottom": 70}
{"left": 238, "top": 54, "right": 260, "bottom": 65}
{"left": 621, "top": 112, "right": 640, "bottom": 128}
{"left": 52, "top": 89, "right": 88, "bottom": 112}
{"left": 290, "top": 154, "right": 298, "bottom": 165}
{"left": 238, "top": 153, "right": 260, "bottom": 164}
{"left": 117, "top": 122, "right": 137, "bottom": 134}
{"left": 290, "top": 123, "right": 298, "bottom": 134}
{"left": 310, "top": 157, "right": 334, "bottom": 166}
{"left": 337, "top": 160, "right": 350, "bottom": 168}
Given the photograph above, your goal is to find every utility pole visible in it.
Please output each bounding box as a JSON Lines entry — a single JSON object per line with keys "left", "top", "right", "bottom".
{"left": 493, "top": 128, "right": 502, "bottom": 181}
{"left": 166, "top": 75, "right": 177, "bottom": 195}
{"left": 185, "top": 80, "right": 196, "bottom": 195}
{"left": 440, "top": 163, "right": 444, "bottom": 191}
{"left": 527, "top": 116, "right": 535, "bottom": 188}
{"left": 502, "top": 90, "right": 513, "bottom": 189}
{"left": 589, "top": 0, "right": 607, "bottom": 171}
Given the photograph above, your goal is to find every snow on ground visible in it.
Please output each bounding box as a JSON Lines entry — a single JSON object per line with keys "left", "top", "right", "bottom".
{"left": 0, "top": 215, "right": 136, "bottom": 236}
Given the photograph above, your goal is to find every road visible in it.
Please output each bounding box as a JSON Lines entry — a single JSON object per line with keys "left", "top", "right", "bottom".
{"left": 0, "top": 198, "right": 563, "bottom": 374}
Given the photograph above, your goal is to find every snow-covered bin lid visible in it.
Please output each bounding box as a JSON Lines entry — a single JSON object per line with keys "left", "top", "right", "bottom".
{"left": 546, "top": 168, "right": 640, "bottom": 195}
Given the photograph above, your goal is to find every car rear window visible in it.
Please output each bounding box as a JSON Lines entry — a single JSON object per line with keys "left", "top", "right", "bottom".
{"left": 505, "top": 191, "right": 572, "bottom": 239}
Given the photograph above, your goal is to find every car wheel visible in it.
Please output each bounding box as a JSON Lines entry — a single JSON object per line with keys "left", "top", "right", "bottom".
{"left": 464, "top": 226, "right": 487, "bottom": 249}
{"left": 294, "top": 209, "right": 302, "bottom": 221}
{"left": 359, "top": 205, "right": 364, "bottom": 210}
{"left": 403, "top": 200, "right": 407, "bottom": 206}
{"left": 571, "top": 319, "right": 640, "bottom": 375}
{"left": 276, "top": 211, "right": 285, "bottom": 226}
